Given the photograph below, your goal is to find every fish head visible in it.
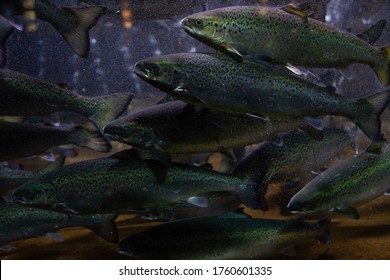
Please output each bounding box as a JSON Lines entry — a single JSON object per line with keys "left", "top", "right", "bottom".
{"left": 134, "top": 56, "right": 181, "bottom": 92}
{"left": 180, "top": 9, "right": 245, "bottom": 61}
{"left": 287, "top": 183, "right": 329, "bottom": 215}
{"left": 12, "top": 180, "right": 56, "bottom": 208}
{"left": 103, "top": 117, "right": 165, "bottom": 151}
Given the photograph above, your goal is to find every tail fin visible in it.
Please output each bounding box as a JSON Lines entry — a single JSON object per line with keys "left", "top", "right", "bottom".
{"left": 59, "top": 6, "right": 106, "bottom": 57}
{"left": 71, "top": 120, "right": 111, "bottom": 152}
{"left": 373, "top": 46, "right": 390, "bottom": 86}
{"left": 353, "top": 90, "right": 390, "bottom": 141}
{"left": 86, "top": 214, "right": 119, "bottom": 243}
{"left": 90, "top": 93, "right": 133, "bottom": 130}
{"left": 0, "top": 18, "right": 15, "bottom": 67}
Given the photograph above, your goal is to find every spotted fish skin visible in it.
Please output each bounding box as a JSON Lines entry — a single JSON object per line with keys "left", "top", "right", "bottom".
{"left": 103, "top": 100, "right": 305, "bottom": 155}
{"left": 287, "top": 145, "right": 390, "bottom": 218}
{"left": 134, "top": 53, "right": 390, "bottom": 141}
{"left": 180, "top": 5, "right": 390, "bottom": 85}
{"left": 117, "top": 211, "right": 331, "bottom": 259}
{"left": 13, "top": 155, "right": 262, "bottom": 214}
{"left": 0, "top": 200, "right": 118, "bottom": 244}
{"left": 0, "top": 69, "right": 132, "bottom": 129}
{"left": 233, "top": 128, "right": 353, "bottom": 185}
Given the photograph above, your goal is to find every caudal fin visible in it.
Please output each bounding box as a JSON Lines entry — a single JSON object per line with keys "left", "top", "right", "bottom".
{"left": 90, "top": 93, "right": 133, "bottom": 130}
{"left": 71, "top": 120, "right": 111, "bottom": 152}
{"left": 373, "top": 46, "right": 390, "bottom": 86}
{"left": 59, "top": 6, "right": 106, "bottom": 57}
{"left": 353, "top": 90, "right": 390, "bottom": 141}
{"left": 86, "top": 214, "right": 119, "bottom": 243}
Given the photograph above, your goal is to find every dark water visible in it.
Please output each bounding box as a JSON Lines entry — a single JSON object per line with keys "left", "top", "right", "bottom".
{"left": 0, "top": 0, "right": 389, "bottom": 259}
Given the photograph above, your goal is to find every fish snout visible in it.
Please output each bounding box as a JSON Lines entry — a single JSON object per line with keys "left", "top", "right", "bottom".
{"left": 180, "top": 17, "right": 194, "bottom": 34}
{"left": 133, "top": 62, "right": 148, "bottom": 79}
{"left": 286, "top": 200, "right": 301, "bottom": 213}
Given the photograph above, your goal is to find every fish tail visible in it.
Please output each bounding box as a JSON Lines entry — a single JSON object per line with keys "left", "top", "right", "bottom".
{"left": 352, "top": 90, "right": 390, "bottom": 141}
{"left": 317, "top": 215, "right": 332, "bottom": 245}
{"left": 71, "top": 120, "right": 111, "bottom": 152}
{"left": 90, "top": 93, "right": 133, "bottom": 130}
{"left": 234, "top": 181, "right": 267, "bottom": 211}
{"left": 0, "top": 20, "right": 15, "bottom": 67}
{"left": 373, "top": 46, "right": 390, "bottom": 86}
{"left": 59, "top": 6, "right": 106, "bottom": 57}
{"left": 86, "top": 214, "right": 119, "bottom": 243}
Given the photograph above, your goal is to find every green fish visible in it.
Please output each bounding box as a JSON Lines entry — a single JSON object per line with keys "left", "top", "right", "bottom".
{"left": 0, "top": 69, "right": 133, "bottom": 129}
{"left": 233, "top": 128, "right": 354, "bottom": 186}
{"left": 180, "top": 5, "right": 390, "bottom": 85}
{"left": 142, "top": 192, "right": 242, "bottom": 221}
{"left": 0, "top": 156, "right": 65, "bottom": 198}
{"left": 117, "top": 210, "right": 331, "bottom": 259}
{"left": 287, "top": 144, "right": 390, "bottom": 219}
{"left": 134, "top": 52, "right": 390, "bottom": 141}
{"left": 13, "top": 151, "right": 264, "bottom": 214}
{"left": 1, "top": 0, "right": 106, "bottom": 57}
{"left": 0, "top": 199, "right": 118, "bottom": 246}
{"left": 0, "top": 119, "right": 110, "bottom": 161}
{"left": 103, "top": 100, "right": 305, "bottom": 157}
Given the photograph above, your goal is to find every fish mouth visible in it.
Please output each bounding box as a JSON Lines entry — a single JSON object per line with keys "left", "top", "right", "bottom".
{"left": 12, "top": 196, "right": 31, "bottom": 205}
{"left": 133, "top": 63, "right": 149, "bottom": 79}
{"left": 180, "top": 19, "right": 195, "bottom": 34}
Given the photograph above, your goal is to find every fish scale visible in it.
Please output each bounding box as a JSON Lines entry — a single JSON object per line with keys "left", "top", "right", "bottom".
{"left": 288, "top": 146, "right": 390, "bottom": 218}
{"left": 134, "top": 52, "right": 390, "bottom": 140}
{"left": 117, "top": 211, "right": 331, "bottom": 259}
{"left": 13, "top": 155, "right": 263, "bottom": 214}
{"left": 180, "top": 5, "right": 390, "bottom": 85}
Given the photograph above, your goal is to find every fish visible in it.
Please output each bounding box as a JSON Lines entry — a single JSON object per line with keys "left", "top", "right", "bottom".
{"left": 103, "top": 100, "right": 305, "bottom": 157}
{"left": 0, "top": 16, "right": 15, "bottom": 67}
{"left": 0, "top": 198, "right": 118, "bottom": 245}
{"left": 117, "top": 210, "right": 331, "bottom": 259}
{"left": 180, "top": 5, "right": 390, "bottom": 86}
{"left": 0, "top": 69, "right": 133, "bottom": 130}
{"left": 0, "top": 156, "right": 65, "bottom": 198}
{"left": 287, "top": 143, "right": 390, "bottom": 219}
{"left": 0, "top": 119, "right": 111, "bottom": 161}
{"left": 233, "top": 128, "right": 354, "bottom": 186}
{"left": 0, "top": 0, "right": 106, "bottom": 57}
{"left": 13, "top": 150, "right": 264, "bottom": 214}
{"left": 141, "top": 192, "right": 242, "bottom": 221}
{"left": 133, "top": 52, "right": 390, "bottom": 141}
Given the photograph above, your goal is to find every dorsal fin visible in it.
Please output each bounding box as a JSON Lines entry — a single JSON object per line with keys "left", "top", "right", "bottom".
{"left": 357, "top": 19, "right": 387, "bottom": 45}
{"left": 280, "top": 2, "right": 312, "bottom": 23}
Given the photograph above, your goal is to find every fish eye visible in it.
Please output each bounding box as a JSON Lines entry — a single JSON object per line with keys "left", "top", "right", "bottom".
{"left": 195, "top": 20, "right": 203, "bottom": 27}
{"left": 305, "top": 201, "right": 313, "bottom": 208}
{"left": 150, "top": 64, "right": 160, "bottom": 73}
{"left": 115, "top": 127, "right": 126, "bottom": 136}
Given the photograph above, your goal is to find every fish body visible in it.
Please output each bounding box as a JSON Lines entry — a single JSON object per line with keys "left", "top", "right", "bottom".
{"left": 134, "top": 53, "right": 390, "bottom": 141}
{"left": 13, "top": 154, "right": 262, "bottom": 214}
{"left": 0, "top": 156, "right": 65, "bottom": 197}
{"left": 118, "top": 211, "right": 331, "bottom": 259}
{"left": 0, "top": 69, "right": 133, "bottom": 129}
{"left": 180, "top": 5, "right": 390, "bottom": 85}
{"left": 287, "top": 145, "right": 390, "bottom": 219}
{"left": 103, "top": 100, "right": 304, "bottom": 155}
{"left": 1, "top": 0, "right": 106, "bottom": 57}
{"left": 142, "top": 192, "right": 242, "bottom": 221}
{"left": 233, "top": 128, "right": 353, "bottom": 185}
{"left": 0, "top": 200, "right": 118, "bottom": 244}
{"left": 0, "top": 120, "right": 110, "bottom": 161}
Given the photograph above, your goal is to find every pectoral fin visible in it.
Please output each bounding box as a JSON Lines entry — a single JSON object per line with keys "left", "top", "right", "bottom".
{"left": 187, "top": 196, "right": 208, "bottom": 208}
{"left": 332, "top": 206, "right": 360, "bottom": 220}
